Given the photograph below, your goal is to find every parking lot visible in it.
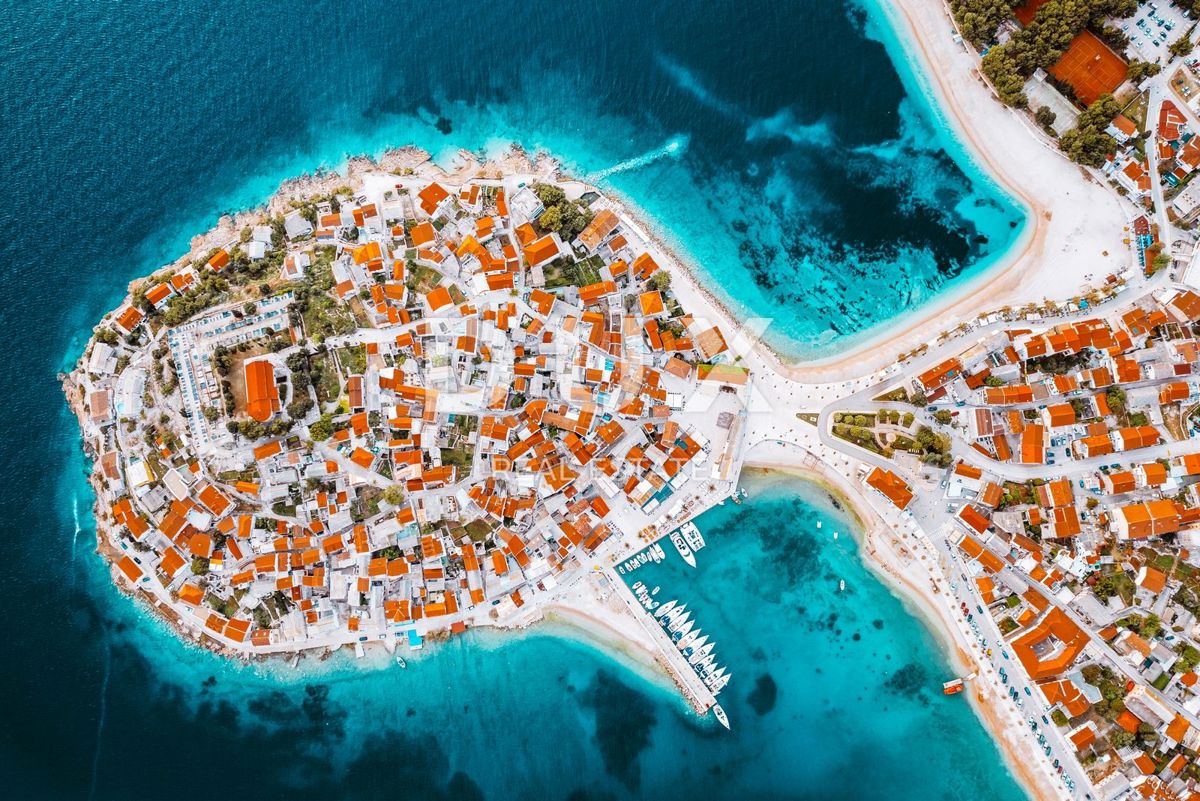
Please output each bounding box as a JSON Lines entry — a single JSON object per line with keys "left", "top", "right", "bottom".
{"left": 1122, "top": 2, "right": 1191, "bottom": 64}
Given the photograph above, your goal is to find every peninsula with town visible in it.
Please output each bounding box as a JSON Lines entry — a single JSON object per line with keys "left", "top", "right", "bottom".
{"left": 67, "top": 1, "right": 1200, "bottom": 800}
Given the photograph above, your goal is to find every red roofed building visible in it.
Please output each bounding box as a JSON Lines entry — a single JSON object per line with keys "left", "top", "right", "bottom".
{"left": 865, "top": 467, "right": 913, "bottom": 510}
{"left": 244, "top": 359, "right": 280, "bottom": 423}
{"left": 1011, "top": 607, "right": 1088, "bottom": 681}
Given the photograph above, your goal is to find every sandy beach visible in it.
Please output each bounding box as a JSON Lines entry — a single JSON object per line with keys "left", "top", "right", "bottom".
{"left": 771, "top": 0, "right": 1135, "bottom": 382}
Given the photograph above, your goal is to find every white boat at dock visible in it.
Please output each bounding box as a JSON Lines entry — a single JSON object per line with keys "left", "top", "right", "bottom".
{"left": 669, "top": 529, "right": 697, "bottom": 568}
{"left": 655, "top": 599, "right": 677, "bottom": 618}
{"left": 677, "top": 628, "right": 702, "bottom": 649}
{"left": 713, "top": 704, "right": 730, "bottom": 730}
{"left": 652, "top": 543, "right": 665, "bottom": 560}
{"left": 680, "top": 522, "right": 705, "bottom": 552}
{"left": 683, "top": 634, "right": 708, "bottom": 653}
{"left": 689, "top": 642, "right": 715, "bottom": 665}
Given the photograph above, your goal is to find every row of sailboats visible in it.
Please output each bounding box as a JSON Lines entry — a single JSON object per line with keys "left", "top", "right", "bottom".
{"left": 631, "top": 582, "right": 731, "bottom": 698}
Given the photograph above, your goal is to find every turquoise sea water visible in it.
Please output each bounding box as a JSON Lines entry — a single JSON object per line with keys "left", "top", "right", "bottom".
{"left": 0, "top": 0, "right": 1030, "bottom": 797}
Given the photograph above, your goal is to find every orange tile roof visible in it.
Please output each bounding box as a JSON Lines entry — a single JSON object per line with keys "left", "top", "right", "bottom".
{"left": 1012, "top": 607, "right": 1088, "bottom": 680}
{"left": 866, "top": 467, "right": 913, "bottom": 510}
{"left": 244, "top": 360, "right": 279, "bottom": 423}
{"left": 522, "top": 235, "right": 560, "bottom": 267}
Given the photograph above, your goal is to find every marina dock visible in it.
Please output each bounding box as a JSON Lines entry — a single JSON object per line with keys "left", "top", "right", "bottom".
{"left": 603, "top": 570, "right": 718, "bottom": 714}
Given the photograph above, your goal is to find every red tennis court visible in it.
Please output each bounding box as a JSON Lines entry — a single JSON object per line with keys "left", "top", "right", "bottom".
{"left": 1048, "top": 31, "right": 1128, "bottom": 106}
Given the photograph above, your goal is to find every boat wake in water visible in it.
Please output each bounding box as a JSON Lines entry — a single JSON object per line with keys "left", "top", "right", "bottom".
{"left": 589, "top": 136, "right": 688, "bottom": 180}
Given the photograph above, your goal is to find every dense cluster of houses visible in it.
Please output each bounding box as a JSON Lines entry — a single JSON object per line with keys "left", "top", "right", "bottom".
{"left": 856, "top": 283, "right": 1200, "bottom": 797}
{"left": 75, "top": 172, "right": 750, "bottom": 654}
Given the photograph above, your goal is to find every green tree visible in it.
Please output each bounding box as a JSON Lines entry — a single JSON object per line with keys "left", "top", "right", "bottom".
{"left": 982, "top": 46, "right": 1028, "bottom": 107}
{"left": 382, "top": 485, "right": 406, "bottom": 507}
{"left": 1126, "top": 60, "right": 1161, "bottom": 83}
{"left": 1107, "top": 385, "right": 1127, "bottom": 416}
{"left": 1035, "top": 106, "right": 1057, "bottom": 129}
{"left": 948, "top": 0, "right": 1022, "bottom": 48}
{"left": 1109, "top": 729, "right": 1135, "bottom": 749}
{"left": 238, "top": 419, "right": 266, "bottom": 440}
{"left": 287, "top": 395, "right": 314, "bottom": 420}
{"left": 1170, "top": 27, "right": 1196, "bottom": 58}
{"left": 538, "top": 205, "right": 562, "bottom": 234}
{"left": 1059, "top": 94, "right": 1120, "bottom": 168}
{"left": 309, "top": 413, "right": 334, "bottom": 441}
{"left": 649, "top": 270, "right": 671, "bottom": 291}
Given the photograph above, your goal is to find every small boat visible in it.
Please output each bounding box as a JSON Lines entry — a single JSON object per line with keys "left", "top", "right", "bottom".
{"left": 833, "top": 532, "right": 838, "bottom": 540}
{"left": 618, "top": 565, "right": 625, "bottom": 574}
{"left": 817, "top": 521, "right": 822, "bottom": 529}
{"left": 395, "top": 656, "right": 407, "bottom": 668}
{"left": 695, "top": 654, "right": 716, "bottom": 674}
{"left": 689, "top": 642, "right": 715, "bottom": 665}
{"left": 655, "top": 599, "right": 677, "bottom": 618}
{"left": 633, "top": 581, "right": 643, "bottom": 591}
{"left": 685, "top": 634, "right": 709, "bottom": 653}
{"left": 712, "top": 704, "right": 730, "bottom": 730}
{"left": 709, "top": 674, "right": 730, "bottom": 693}
{"left": 678, "top": 628, "right": 702, "bottom": 649}
{"left": 943, "top": 679, "right": 964, "bottom": 695}
{"left": 670, "top": 530, "right": 697, "bottom": 568}
{"left": 673, "top": 620, "right": 695, "bottom": 640}
{"left": 668, "top": 611, "right": 692, "bottom": 632}
{"left": 653, "top": 543, "right": 665, "bottom": 560}
{"left": 680, "top": 522, "right": 705, "bottom": 552}
{"left": 664, "top": 604, "right": 687, "bottom": 624}
{"left": 839, "top": 579, "right": 845, "bottom": 592}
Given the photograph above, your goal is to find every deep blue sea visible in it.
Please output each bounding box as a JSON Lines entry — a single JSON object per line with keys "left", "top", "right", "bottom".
{"left": 0, "top": 1, "right": 1028, "bottom": 798}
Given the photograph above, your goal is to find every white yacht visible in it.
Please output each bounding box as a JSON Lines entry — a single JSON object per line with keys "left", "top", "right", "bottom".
{"left": 689, "top": 642, "right": 715, "bottom": 665}
{"left": 680, "top": 522, "right": 705, "bottom": 552}
{"left": 669, "top": 529, "right": 697, "bottom": 567}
